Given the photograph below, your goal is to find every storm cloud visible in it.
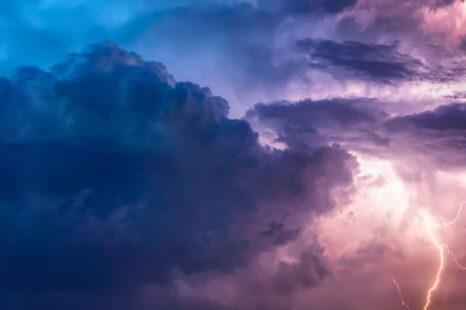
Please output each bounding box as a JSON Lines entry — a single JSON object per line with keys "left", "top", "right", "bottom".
{"left": 0, "top": 42, "right": 357, "bottom": 309}
{"left": 259, "top": 0, "right": 357, "bottom": 16}
{"left": 249, "top": 97, "right": 466, "bottom": 168}
{"left": 1, "top": 0, "right": 466, "bottom": 309}
{"left": 247, "top": 98, "right": 389, "bottom": 150}
{"left": 296, "top": 39, "right": 426, "bottom": 83}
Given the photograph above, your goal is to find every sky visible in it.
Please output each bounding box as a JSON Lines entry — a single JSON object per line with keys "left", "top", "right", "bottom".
{"left": 0, "top": 0, "right": 466, "bottom": 309}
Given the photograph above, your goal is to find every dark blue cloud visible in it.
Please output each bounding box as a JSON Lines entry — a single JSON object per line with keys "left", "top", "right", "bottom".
{"left": 387, "top": 103, "right": 466, "bottom": 132}
{"left": 0, "top": 42, "right": 356, "bottom": 309}
{"left": 247, "top": 98, "right": 389, "bottom": 150}
{"left": 432, "top": 0, "right": 463, "bottom": 7}
{"left": 381, "top": 103, "right": 466, "bottom": 166}
{"left": 296, "top": 39, "right": 425, "bottom": 83}
{"left": 249, "top": 96, "right": 466, "bottom": 167}
{"left": 261, "top": 0, "right": 357, "bottom": 16}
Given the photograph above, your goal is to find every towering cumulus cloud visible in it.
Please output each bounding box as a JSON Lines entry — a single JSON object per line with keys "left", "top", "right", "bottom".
{"left": 0, "top": 43, "right": 356, "bottom": 309}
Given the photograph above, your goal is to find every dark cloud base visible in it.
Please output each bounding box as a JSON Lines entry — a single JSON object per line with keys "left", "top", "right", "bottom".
{"left": 296, "top": 39, "right": 425, "bottom": 83}
{"left": 248, "top": 97, "right": 466, "bottom": 167}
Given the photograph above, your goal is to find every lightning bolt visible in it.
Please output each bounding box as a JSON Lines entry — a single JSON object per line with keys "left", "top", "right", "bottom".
{"left": 390, "top": 203, "right": 466, "bottom": 310}
{"left": 442, "top": 202, "right": 466, "bottom": 271}
{"left": 442, "top": 202, "right": 465, "bottom": 226}
{"left": 392, "top": 278, "right": 410, "bottom": 310}
{"left": 423, "top": 214, "right": 445, "bottom": 310}
{"left": 446, "top": 246, "right": 466, "bottom": 270}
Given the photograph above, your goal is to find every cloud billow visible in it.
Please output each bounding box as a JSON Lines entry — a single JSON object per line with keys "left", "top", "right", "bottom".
{"left": 0, "top": 42, "right": 357, "bottom": 309}
{"left": 249, "top": 97, "right": 466, "bottom": 168}
{"left": 247, "top": 98, "right": 389, "bottom": 150}
{"left": 385, "top": 103, "right": 466, "bottom": 166}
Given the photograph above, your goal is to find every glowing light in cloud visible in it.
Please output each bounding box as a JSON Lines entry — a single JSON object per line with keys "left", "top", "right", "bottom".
{"left": 316, "top": 153, "right": 411, "bottom": 257}
{"left": 318, "top": 152, "right": 466, "bottom": 310}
